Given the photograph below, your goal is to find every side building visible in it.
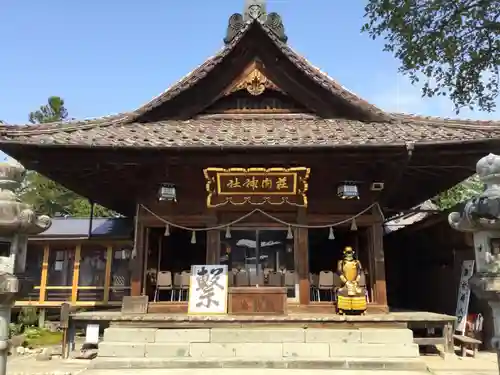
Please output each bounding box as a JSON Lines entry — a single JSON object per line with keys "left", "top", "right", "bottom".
{"left": 18, "top": 218, "right": 133, "bottom": 322}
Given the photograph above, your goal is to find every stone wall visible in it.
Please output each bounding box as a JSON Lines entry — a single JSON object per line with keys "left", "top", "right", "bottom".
{"left": 98, "top": 327, "right": 419, "bottom": 359}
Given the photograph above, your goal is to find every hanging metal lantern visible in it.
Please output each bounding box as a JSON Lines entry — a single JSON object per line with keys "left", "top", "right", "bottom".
{"left": 158, "top": 183, "right": 177, "bottom": 202}
{"left": 337, "top": 183, "right": 360, "bottom": 200}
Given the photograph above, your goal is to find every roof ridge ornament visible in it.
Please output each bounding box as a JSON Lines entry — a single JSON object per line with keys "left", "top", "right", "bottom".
{"left": 244, "top": 0, "right": 267, "bottom": 22}
{"left": 224, "top": 0, "right": 287, "bottom": 45}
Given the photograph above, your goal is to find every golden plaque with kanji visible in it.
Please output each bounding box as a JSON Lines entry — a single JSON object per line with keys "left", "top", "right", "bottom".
{"left": 203, "top": 167, "right": 310, "bottom": 208}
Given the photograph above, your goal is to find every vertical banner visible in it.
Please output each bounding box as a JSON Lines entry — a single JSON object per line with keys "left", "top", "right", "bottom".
{"left": 188, "top": 265, "right": 228, "bottom": 315}
{"left": 455, "top": 260, "right": 475, "bottom": 334}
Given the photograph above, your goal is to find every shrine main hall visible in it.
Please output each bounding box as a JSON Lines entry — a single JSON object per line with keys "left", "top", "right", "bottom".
{"left": 2, "top": 0, "right": 500, "bottom": 317}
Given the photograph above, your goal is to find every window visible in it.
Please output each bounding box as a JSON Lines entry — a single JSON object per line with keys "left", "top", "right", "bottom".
{"left": 19, "top": 244, "right": 44, "bottom": 301}
{"left": 220, "top": 229, "right": 294, "bottom": 273}
{"left": 79, "top": 245, "right": 106, "bottom": 287}
{"left": 77, "top": 244, "right": 107, "bottom": 302}
{"left": 220, "top": 230, "right": 257, "bottom": 273}
{"left": 109, "top": 244, "right": 133, "bottom": 301}
{"left": 45, "top": 245, "right": 75, "bottom": 301}
{"left": 219, "top": 229, "right": 296, "bottom": 298}
{"left": 46, "top": 247, "right": 74, "bottom": 287}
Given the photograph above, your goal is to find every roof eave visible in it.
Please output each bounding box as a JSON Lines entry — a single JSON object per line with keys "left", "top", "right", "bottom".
{"left": 2, "top": 137, "right": 500, "bottom": 152}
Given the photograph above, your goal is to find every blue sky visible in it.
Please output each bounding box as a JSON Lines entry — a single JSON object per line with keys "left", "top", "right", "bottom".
{"left": 0, "top": 0, "right": 498, "bottom": 125}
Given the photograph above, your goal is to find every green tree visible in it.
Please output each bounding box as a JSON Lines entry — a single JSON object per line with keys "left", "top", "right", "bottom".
{"left": 434, "top": 176, "right": 484, "bottom": 210}
{"left": 362, "top": 0, "right": 500, "bottom": 113}
{"left": 19, "top": 96, "right": 115, "bottom": 217}
{"left": 28, "top": 96, "right": 68, "bottom": 124}
{"left": 19, "top": 172, "right": 115, "bottom": 217}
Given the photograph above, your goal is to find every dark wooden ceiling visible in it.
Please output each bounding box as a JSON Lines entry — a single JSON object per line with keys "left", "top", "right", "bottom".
{"left": 3, "top": 141, "right": 493, "bottom": 216}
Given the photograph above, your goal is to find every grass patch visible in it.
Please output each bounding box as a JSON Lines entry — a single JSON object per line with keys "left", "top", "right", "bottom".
{"left": 24, "top": 328, "right": 62, "bottom": 347}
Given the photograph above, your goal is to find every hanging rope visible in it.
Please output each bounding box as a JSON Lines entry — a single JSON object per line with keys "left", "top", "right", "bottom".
{"left": 139, "top": 202, "right": 384, "bottom": 232}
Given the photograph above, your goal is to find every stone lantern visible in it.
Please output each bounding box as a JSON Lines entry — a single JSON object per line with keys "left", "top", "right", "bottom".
{"left": 449, "top": 153, "right": 500, "bottom": 369}
{"left": 0, "top": 158, "right": 51, "bottom": 375}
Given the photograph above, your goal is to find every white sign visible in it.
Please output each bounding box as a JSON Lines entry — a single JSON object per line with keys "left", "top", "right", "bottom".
{"left": 455, "top": 260, "right": 475, "bottom": 334}
{"left": 54, "top": 261, "right": 63, "bottom": 271}
{"left": 85, "top": 324, "right": 100, "bottom": 344}
{"left": 188, "top": 265, "right": 228, "bottom": 315}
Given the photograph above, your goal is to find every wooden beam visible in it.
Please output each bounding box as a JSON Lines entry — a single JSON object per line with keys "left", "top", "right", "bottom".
{"left": 28, "top": 151, "right": 408, "bottom": 170}
{"left": 296, "top": 208, "right": 310, "bottom": 305}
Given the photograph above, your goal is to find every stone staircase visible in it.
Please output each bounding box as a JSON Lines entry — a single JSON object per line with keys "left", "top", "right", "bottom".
{"left": 91, "top": 326, "right": 427, "bottom": 370}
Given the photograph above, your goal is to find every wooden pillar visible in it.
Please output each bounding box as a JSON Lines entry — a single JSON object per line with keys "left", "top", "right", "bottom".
{"left": 104, "top": 245, "right": 113, "bottom": 303}
{"left": 142, "top": 227, "right": 152, "bottom": 296}
{"left": 206, "top": 231, "right": 220, "bottom": 264}
{"left": 369, "top": 223, "right": 388, "bottom": 308}
{"left": 296, "top": 208, "right": 310, "bottom": 305}
{"left": 71, "top": 244, "right": 81, "bottom": 303}
{"left": 131, "top": 205, "right": 145, "bottom": 296}
{"left": 39, "top": 244, "right": 50, "bottom": 304}
{"left": 205, "top": 211, "right": 219, "bottom": 265}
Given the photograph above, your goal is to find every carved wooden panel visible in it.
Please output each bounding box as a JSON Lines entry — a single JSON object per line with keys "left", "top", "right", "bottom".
{"left": 225, "top": 60, "right": 282, "bottom": 96}
{"left": 228, "top": 287, "right": 287, "bottom": 315}
{"left": 202, "top": 91, "right": 312, "bottom": 114}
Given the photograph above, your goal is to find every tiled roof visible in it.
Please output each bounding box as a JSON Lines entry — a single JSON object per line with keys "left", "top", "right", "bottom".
{"left": 2, "top": 114, "right": 500, "bottom": 148}
{"left": 1, "top": 20, "right": 499, "bottom": 149}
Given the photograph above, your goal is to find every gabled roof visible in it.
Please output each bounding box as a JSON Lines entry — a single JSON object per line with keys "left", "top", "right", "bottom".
{"left": 2, "top": 8, "right": 499, "bottom": 150}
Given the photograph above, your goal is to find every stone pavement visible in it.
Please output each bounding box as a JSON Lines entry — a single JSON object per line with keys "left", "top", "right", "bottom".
{"left": 5, "top": 352, "right": 499, "bottom": 375}
{"left": 423, "top": 351, "right": 498, "bottom": 375}
{"left": 83, "top": 370, "right": 429, "bottom": 375}
{"left": 7, "top": 355, "right": 91, "bottom": 375}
